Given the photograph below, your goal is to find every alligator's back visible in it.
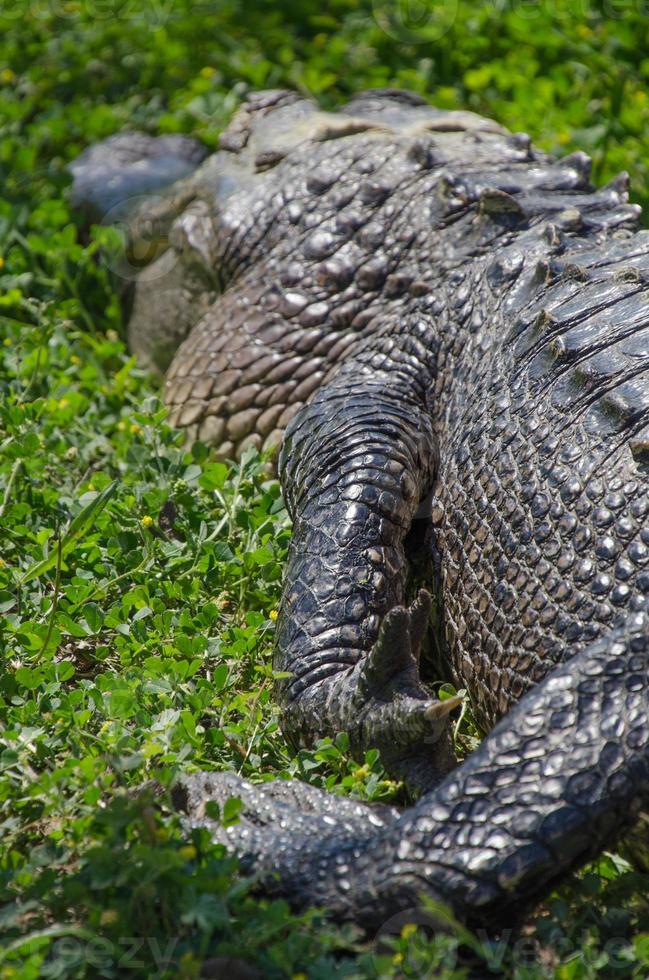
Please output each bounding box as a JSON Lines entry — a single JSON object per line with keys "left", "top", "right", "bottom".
{"left": 427, "top": 165, "right": 649, "bottom": 727}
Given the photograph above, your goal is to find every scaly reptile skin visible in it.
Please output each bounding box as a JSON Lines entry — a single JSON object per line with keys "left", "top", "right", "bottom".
{"left": 72, "top": 90, "right": 649, "bottom": 932}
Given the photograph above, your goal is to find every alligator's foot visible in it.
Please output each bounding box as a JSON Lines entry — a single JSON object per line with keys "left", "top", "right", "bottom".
{"left": 274, "top": 373, "right": 457, "bottom": 796}
{"left": 282, "top": 590, "right": 461, "bottom": 796}
{"left": 349, "top": 590, "right": 462, "bottom": 792}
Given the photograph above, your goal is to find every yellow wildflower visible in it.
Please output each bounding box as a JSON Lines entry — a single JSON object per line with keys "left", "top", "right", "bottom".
{"left": 0, "top": 69, "right": 15, "bottom": 84}
{"left": 140, "top": 515, "right": 154, "bottom": 528}
{"left": 70, "top": 354, "right": 80, "bottom": 365}
{"left": 269, "top": 609, "right": 278, "bottom": 621}
{"left": 58, "top": 398, "right": 70, "bottom": 410}
{"left": 179, "top": 845, "right": 197, "bottom": 861}
{"left": 401, "top": 922, "right": 418, "bottom": 940}
{"left": 99, "top": 909, "right": 119, "bottom": 926}
{"left": 392, "top": 952, "right": 404, "bottom": 965}
{"left": 130, "top": 423, "right": 141, "bottom": 435}
{"left": 200, "top": 66, "right": 216, "bottom": 79}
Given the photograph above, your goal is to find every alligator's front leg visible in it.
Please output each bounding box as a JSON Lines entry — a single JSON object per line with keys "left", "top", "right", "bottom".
{"left": 179, "top": 614, "right": 649, "bottom": 933}
{"left": 274, "top": 349, "right": 460, "bottom": 793}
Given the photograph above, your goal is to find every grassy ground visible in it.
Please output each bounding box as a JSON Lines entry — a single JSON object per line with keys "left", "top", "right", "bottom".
{"left": 3, "top": 2, "right": 649, "bottom": 976}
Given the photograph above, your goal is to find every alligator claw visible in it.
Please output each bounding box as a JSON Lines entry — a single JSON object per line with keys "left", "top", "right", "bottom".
{"left": 362, "top": 607, "right": 416, "bottom": 690}
{"left": 408, "top": 589, "right": 434, "bottom": 663}
{"left": 425, "top": 694, "right": 463, "bottom": 721}
{"left": 360, "top": 589, "right": 432, "bottom": 695}
{"left": 352, "top": 590, "right": 460, "bottom": 793}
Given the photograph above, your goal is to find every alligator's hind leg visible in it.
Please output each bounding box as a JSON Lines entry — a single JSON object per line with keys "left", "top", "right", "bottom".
{"left": 269, "top": 330, "right": 464, "bottom": 795}
{"left": 179, "top": 614, "right": 649, "bottom": 933}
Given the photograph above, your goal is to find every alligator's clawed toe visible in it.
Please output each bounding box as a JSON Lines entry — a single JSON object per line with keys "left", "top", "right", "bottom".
{"left": 353, "top": 590, "right": 461, "bottom": 793}
{"left": 362, "top": 589, "right": 431, "bottom": 691}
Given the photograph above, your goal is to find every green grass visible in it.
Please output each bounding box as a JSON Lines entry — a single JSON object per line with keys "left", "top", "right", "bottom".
{"left": 3, "top": 2, "right": 649, "bottom": 976}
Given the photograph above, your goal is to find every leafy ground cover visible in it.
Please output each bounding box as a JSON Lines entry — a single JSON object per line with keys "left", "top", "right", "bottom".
{"left": 3, "top": 2, "right": 649, "bottom": 977}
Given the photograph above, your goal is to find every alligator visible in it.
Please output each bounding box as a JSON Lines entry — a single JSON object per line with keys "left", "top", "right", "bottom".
{"left": 71, "top": 90, "right": 649, "bottom": 934}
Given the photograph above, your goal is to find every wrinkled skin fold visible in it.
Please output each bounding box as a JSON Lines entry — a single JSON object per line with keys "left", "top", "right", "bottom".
{"left": 71, "top": 89, "right": 649, "bottom": 932}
